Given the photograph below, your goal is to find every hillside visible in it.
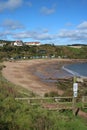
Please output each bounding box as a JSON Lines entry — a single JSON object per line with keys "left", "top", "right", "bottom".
{"left": 0, "top": 41, "right": 87, "bottom": 60}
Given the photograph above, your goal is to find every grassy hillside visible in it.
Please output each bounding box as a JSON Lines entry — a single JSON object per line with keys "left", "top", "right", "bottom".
{"left": 0, "top": 43, "right": 87, "bottom": 61}
{"left": 0, "top": 64, "right": 87, "bottom": 130}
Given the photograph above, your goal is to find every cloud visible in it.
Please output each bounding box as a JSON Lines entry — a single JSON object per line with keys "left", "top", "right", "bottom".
{"left": 1, "top": 19, "right": 24, "bottom": 30}
{"left": 65, "top": 22, "right": 73, "bottom": 27}
{"left": 41, "top": 6, "right": 56, "bottom": 15}
{"left": 33, "top": 33, "right": 53, "bottom": 40}
{"left": 12, "top": 31, "right": 55, "bottom": 40}
{"left": 42, "top": 29, "right": 49, "bottom": 33}
{"left": 0, "top": 0, "right": 23, "bottom": 12}
{"left": 77, "top": 21, "right": 87, "bottom": 29}
{"left": 1, "top": 21, "right": 87, "bottom": 44}
{"left": 26, "top": 1, "right": 32, "bottom": 7}
{"left": 12, "top": 31, "right": 32, "bottom": 39}
{"left": 58, "top": 21, "right": 87, "bottom": 43}
{"left": 0, "top": 30, "right": 12, "bottom": 39}
{"left": 58, "top": 29, "right": 78, "bottom": 38}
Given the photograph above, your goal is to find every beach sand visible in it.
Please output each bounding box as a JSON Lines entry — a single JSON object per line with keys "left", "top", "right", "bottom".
{"left": 2, "top": 59, "right": 73, "bottom": 96}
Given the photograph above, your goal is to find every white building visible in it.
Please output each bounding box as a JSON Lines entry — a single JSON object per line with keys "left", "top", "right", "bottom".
{"left": 25, "top": 42, "right": 40, "bottom": 46}
{"left": 11, "top": 41, "right": 23, "bottom": 46}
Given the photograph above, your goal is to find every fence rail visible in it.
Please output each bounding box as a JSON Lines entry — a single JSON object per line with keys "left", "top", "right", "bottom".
{"left": 15, "top": 96, "right": 87, "bottom": 110}
{"left": 15, "top": 97, "right": 73, "bottom": 110}
{"left": 82, "top": 96, "right": 87, "bottom": 108}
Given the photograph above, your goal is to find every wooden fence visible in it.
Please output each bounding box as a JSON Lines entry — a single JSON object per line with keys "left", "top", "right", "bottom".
{"left": 15, "top": 97, "right": 73, "bottom": 110}
{"left": 15, "top": 96, "right": 87, "bottom": 112}
{"left": 82, "top": 96, "right": 87, "bottom": 109}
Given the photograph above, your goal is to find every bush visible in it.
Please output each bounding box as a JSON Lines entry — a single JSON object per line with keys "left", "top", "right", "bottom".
{"left": 44, "top": 91, "right": 59, "bottom": 97}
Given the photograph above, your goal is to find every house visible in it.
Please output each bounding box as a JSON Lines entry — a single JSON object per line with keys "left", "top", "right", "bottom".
{"left": 11, "top": 41, "right": 24, "bottom": 46}
{"left": 0, "top": 42, "right": 6, "bottom": 47}
{"left": 25, "top": 42, "right": 40, "bottom": 46}
{"left": 0, "top": 44, "right": 3, "bottom": 47}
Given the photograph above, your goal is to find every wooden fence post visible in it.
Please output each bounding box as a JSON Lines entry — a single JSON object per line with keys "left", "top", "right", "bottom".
{"left": 82, "top": 96, "right": 84, "bottom": 109}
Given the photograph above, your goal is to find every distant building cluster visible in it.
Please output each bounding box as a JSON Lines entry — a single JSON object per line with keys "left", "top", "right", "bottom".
{"left": 11, "top": 41, "right": 23, "bottom": 46}
{"left": 0, "top": 42, "right": 6, "bottom": 47}
{"left": 11, "top": 41, "right": 41, "bottom": 46}
{"left": 25, "top": 42, "right": 40, "bottom": 46}
{"left": 0, "top": 40, "right": 41, "bottom": 47}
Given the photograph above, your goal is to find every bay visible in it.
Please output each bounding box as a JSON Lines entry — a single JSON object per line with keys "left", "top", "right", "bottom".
{"left": 63, "top": 62, "right": 87, "bottom": 77}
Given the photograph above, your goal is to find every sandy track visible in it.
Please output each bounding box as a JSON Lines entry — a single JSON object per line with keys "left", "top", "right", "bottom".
{"left": 2, "top": 59, "right": 71, "bottom": 96}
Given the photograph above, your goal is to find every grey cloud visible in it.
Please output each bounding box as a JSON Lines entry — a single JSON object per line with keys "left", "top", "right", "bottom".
{"left": 13, "top": 32, "right": 32, "bottom": 39}
{"left": 41, "top": 6, "right": 55, "bottom": 15}
{"left": 77, "top": 21, "right": 87, "bottom": 29}
{"left": 12, "top": 31, "right": 55, "bottom": 40}
{"left": 65, "top": 22, "right": 73, "bottom": 27}
{"left": 26, "top": 1, "right": 32, "bottom": 7}
{"left": 33, "top": 33, "right": 53, "bottom": 40}
{"left": 1, "top": 19, "right": 24, "bottom": 30}
{"left": 0, "top": 30, "right": 12, "bottom": 39}
{"left": 1, "top": 21, "right": 87, "bottom": 44}
{"left": 58, "top": 29, "right": 78, "bottom": 38}
{"left": 58, "top": 21, "right": 87, "bottom": 42}
{"left": 58, "top": 26, "right": 87, "bottom": 42}
{"left": 0, "top": 0, "right": 23, "bottom": 12}
{"left": 42, "top": 29, "right": 49, "bottom": 33}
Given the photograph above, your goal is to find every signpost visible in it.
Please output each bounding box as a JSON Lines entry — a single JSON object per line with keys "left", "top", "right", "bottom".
{"left": 73, "top": 91, "right": 78, "bottom": 98}
{"left": 73, "top": 83, "right": 78, "bottom": 93}
{"left": 73, "top": 77, "right": 78, "bottom": 115}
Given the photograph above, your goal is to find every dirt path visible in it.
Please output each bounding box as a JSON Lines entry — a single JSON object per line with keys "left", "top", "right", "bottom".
{"left": 78, "top": 110, "right": 87, "bottom": 119}
{"left": 2, "top": 59, "right": 72, "bottom": 96}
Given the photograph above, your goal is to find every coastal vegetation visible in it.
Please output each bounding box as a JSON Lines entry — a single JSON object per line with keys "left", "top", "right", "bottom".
{"left": 0, "top": 41, "right": 87, "bottom": 61}
{"left": 0, "top": 41, "right": 87, "bottom": 129}
{"left": 0, "top": 65, "right": 87, "bottom": 129}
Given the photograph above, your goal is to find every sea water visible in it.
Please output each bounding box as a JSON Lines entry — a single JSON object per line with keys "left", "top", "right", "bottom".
{"left": 63, "top": 62, "right": 87, "bottom": 78}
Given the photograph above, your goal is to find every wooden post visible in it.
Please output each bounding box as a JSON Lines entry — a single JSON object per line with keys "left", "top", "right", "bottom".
{"left": 73, "top": 95, "right": 76, "bottom": 115}
{"left": 73, "top": 76, "right": 77, "bottom": 83}
{"left": 28, "top": 99, "right": 31, "bottom": 104}
{"left": 73, "top": 76, "right": 77, "bottom": 115}
{"left": 82, "top": 96, "right": 84, "bottom": 109}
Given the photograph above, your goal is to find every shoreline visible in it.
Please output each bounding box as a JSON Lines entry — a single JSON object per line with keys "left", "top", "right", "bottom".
{"left": 63, "top": 62, "right": 87, "bottom": 79}
{"left": 2, "top": 59, "right": 87, "bottom": 96}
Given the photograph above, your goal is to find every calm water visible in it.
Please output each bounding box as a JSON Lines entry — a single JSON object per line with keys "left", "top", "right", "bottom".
{"left": 63, "top": 62, "right": 87, "bottom": 78}
{"left": 35, "top": 62, "right": 87, "bottom": 83}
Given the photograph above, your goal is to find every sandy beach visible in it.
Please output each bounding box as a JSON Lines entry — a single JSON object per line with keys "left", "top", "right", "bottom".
{"left": 2, "top": 59, "right": 74, "bottom": 96}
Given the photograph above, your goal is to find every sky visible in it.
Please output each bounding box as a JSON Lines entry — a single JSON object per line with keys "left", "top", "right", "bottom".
{"left": 0, "top": 0, "right": 87, "bottom": 45}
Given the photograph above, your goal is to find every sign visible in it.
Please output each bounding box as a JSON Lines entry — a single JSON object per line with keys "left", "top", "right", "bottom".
{"left": 73, "top": 83, "right": 78, "bottom": 92}
{"left": 73, "top": 91, "right": 78, "bottom": 97}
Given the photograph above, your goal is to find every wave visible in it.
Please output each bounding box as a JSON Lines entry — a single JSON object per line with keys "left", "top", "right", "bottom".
{"left": 62, "top": 66, "right": 82, "bottom": 77}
